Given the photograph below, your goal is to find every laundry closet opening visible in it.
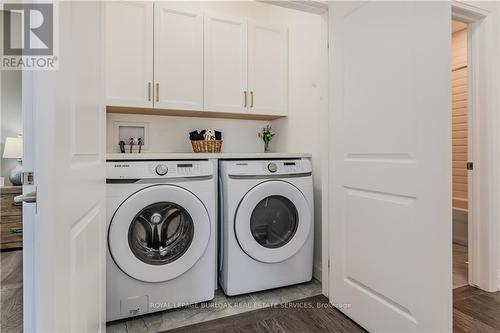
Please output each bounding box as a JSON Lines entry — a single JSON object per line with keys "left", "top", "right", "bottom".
{"left": 451, "top": 19, "right": 470, "bottom": 290}
{"left": 103, "top": 1, "right": 329, "bottom": 331}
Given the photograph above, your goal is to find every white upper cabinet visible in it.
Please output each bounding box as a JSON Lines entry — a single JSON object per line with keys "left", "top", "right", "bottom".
{"left": 204, "top": 13, "right": 248, "bottom": 114}
{"left": 154, "top": 3, "right": 204, "bottom": 111}
{"left": 105, "top": 2, "right": 153, "bottom": 108}
{"left": 248, "top": 22, "right": 288, "bottom": 116}
{"left": 105, "top": 3, "right": 289, "bottom": 118}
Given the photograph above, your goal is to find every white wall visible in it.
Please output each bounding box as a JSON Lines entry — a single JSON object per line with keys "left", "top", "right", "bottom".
{"left": 1, "top": 70, "right": 23, "bottom": 186}
{"left": 105, "top": 1, "right": 327, "bottom": 280}
{"left": 107, "top": 113, "right": 269, "bottom": 153}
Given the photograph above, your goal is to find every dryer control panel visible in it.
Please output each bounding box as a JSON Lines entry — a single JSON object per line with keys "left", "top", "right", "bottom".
{"left": 106, "top": 160, "right": 214, "bottom": 179}
{"left": 220, "top": 159, "right": 312, "bottom": 177}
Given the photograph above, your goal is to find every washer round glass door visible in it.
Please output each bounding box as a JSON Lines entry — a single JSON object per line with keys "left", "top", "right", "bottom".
{"left": 234, "top": 180, "right": 311, "bottom": 263}
{"left": 109, "top": 185, "right": 210, "bottom": 282}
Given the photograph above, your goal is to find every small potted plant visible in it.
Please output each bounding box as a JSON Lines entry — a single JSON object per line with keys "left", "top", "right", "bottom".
{"left": 258, "top": 124, "right": 275, "bottom": 153}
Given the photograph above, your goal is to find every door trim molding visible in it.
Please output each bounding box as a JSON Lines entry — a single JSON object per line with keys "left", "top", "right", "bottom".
{"left": 320, "top": 10, "right": 330, "bottom": 297}
{"left": 452, "top": 1, "right": 500, "bottom": 292}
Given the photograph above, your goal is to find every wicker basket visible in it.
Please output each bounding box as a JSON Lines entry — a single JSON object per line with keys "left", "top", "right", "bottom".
{"left": 191, "top": 140, "right": 223, "bottom": 153}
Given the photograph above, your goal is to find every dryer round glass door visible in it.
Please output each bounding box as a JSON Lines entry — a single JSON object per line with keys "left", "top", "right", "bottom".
{"left": 250, "top": 196, "right": 298, "bottom": 248}
{"left": 234, "top": 180, "right": 311, "bottom": 263}
{"left": 109, "top": 185, "right": 210, "bottom": 282}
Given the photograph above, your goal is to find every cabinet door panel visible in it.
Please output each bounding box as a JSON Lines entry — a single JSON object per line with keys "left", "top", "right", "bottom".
{"left": 105, "top": 1, "right": 153, "bottom": 108}
{"left": 155, "top": 4, "right": 203, "bottom": 110}
{"left": 204, "top": 13, "right": 248, "bottom": 113}
{"left": 248, "top": 23, "right": 288, "bottom": 116}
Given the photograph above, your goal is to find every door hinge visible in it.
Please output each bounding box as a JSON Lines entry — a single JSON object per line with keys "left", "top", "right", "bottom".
{"left": 21, "top": 171, "right": 34, "bottom": 185}
{"left": 467, "top": 162, "right": 473, "bottom": 171}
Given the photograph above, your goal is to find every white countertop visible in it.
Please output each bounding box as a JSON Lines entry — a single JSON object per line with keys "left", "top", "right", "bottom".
{"left": 106, "top": 152, "right": 312, "bottom": 160}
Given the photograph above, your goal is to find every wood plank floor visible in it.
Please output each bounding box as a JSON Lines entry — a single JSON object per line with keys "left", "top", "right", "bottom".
{"left": 0, "top": 250, "right": 23, "bottom": 333}
{"left": 164, "top": 295, "right": 367, "bottom": 333}
{"left": 2, "top": 249, "right": 500, "bottom": 333}
{"left": 454, "top": 286, "right": 500, "bottom": 333}
{"left": 453, "top": 243, "right": 468, "bottom": 288}
{"left": 165, "top": 287, "right": 500, "bottom": 333}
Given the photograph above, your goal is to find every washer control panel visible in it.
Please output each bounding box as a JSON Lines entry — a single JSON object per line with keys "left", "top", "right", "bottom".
{"left": 106, "top": 160, "right": 214, "bottom": 179}
{"left": 221, "top": 159, "right": 312, "bottom": 177}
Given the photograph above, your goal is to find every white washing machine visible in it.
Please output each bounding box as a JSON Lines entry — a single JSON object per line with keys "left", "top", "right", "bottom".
{"left": 218, "top": 159, "right": 314, "bottom": 296}
{"left": 106, "top": 160, "right": 216, "bottom": 322}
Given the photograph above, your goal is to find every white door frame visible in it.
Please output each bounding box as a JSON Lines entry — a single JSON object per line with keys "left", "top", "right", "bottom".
{"left": 323, "top": 0, "right": 499, "bottom": 297}
{"left": 452, "top": 0, "right": 500, "bottom": 292}
{"left": 320, "top": 9, "right": 330, "bottom": 296}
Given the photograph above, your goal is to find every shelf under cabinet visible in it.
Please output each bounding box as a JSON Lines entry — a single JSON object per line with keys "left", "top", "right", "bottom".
{"left": 106, "top": 106, "right": 286, "bottom": 121}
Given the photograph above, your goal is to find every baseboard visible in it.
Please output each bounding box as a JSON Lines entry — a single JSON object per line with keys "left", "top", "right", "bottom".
{"left": 498, "top": 269, "right": 500, "bottom": 292}
{"left": 453, "top": 237, "right": 468, "bottom": 247}
{"left": 453, "top": 209, "right": 468, "bottom": 222}
{"left": 453, "top": 209, "right": 468, "bottom": 246}
{"left": 313, "top": 264, "right": 322, "bottom": 282}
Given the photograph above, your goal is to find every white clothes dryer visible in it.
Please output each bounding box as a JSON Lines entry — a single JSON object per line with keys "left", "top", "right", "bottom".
{"left": 218, "top": 159, "right": 314, "bottom": 296}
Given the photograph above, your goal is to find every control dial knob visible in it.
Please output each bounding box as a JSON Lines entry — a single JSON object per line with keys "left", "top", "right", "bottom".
{"left": 155, "top": 164, "right": 168, "bottom": 176}
{"left": 267, "top": 162, "right": 278, "bottom": 173}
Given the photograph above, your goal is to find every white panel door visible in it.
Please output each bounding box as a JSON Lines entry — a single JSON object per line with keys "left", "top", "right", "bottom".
{"left": 105, "top": 1, "right": 153, "bottom": 108}
{"left": 22, "top": 2, "right": 106, "bottom": 332}
{"left": 154, "top": 3, "right": 203, "bottom": 111}
{"left": 329, "top": 2, "right": 452, "bottom": 332}
{"left": 204, "top": 13, "right": 248, "bottom": 113}
{"left": 248, "top": 22, "right": 288, "bottom": 116}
